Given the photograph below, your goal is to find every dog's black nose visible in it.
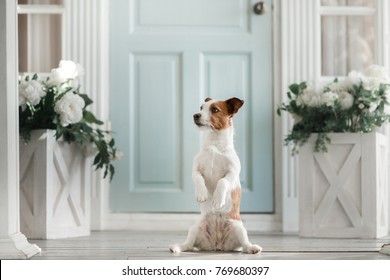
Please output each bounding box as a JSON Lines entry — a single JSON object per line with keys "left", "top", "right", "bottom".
{"left": 193, "top": 113, "right": 201, "bottom": 120}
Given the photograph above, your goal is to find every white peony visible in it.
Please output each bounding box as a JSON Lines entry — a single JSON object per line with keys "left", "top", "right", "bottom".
{"left": 49, "top": 60, "right": 84, "bottom": 85}
{"left": 338, "top": 91, "right": 354, "bottom": 110}
{"left": 296, "top": 86, "right": 322, "bottom": 107}
{"left": 362, "top": 65, "right": 389, "bottom": 82}
{"left": 348, "top": 65, "right": 389, "bottom": 91}
{"left": 320, "top": 91, "right": 338, "bottom": 107}
{"left": 54, "top": 92, "right": 85, "bottom": 127}
{"left": 328, "top": 79, "right": 353, "bottom": 92}
{"left": 362, "top": 77, "right": 382, "bottom": 91}
{"left": 19, "top": 79, "right": 45, "bottom": 106}
{"left": 347, "top": 70, "right": 366, "bottom": 86}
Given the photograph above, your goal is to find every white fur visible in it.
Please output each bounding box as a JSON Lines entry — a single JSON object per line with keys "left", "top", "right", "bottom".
{"left": 169, "top": 99, "right": 262, "bottom": 254}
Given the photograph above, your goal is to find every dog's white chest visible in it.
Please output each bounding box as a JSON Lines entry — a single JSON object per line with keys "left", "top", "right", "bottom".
{"left": 197, "top": 145, "right": 238, "bottom": 192}
{"left": 199, "top": 146, "right": 225, "bottom": 171}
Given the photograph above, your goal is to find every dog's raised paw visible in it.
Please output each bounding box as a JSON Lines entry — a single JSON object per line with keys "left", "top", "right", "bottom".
{"left": 212, "top": 194, "right": 226, "bottom": 208}
{"left": 196, "top": 193, "right": 208, "bottom": 203}
{"left": 196, "top": 188, "right": 208, "bottom": 203}
{"left": 246, "top": 244, "right": 262, "bottom": 254}
{"left": 169, "top": 244, "right": 182, "bottom": 253}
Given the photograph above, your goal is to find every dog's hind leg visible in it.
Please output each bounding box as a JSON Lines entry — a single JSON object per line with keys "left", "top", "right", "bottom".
{"left": 169, "top": 221, "right": 200, "bottom": 253}
{"left": 232, "top": 221, "right": 262, "bottom": 254}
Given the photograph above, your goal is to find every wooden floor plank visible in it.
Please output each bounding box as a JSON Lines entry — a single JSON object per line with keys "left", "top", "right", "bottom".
{"left": 28, "top": 231, "right": 390, "bottom": 260}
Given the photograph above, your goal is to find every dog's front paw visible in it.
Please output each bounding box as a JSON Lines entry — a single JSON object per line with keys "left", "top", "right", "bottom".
{"left": 212, "top": 191, "right": 226, "bottom": 208}
{"left": 246, "top": 244, "right": 262, "bottom": 254}
{"left": 196, "top": 187, "right": 208, "bottom": 203}
{"left": 212, "top": 188, "right": 226, "bottom": 208}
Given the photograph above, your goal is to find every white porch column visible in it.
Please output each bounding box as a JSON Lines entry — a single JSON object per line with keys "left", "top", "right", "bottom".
{"left": 63, "top": 0, "right": 110, "bottom": 230}
{"left": 0, "top": 0, "right": 41, "bottom": 259}
{"left": 279, "top": 0, "right": 319, "bottom": 232}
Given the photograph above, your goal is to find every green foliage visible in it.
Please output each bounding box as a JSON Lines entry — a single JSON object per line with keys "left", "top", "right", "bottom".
{"left": 277, "top": 68, "right": 390, "bottom": 154}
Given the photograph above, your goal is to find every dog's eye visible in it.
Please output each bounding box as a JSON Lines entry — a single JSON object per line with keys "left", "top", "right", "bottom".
{"left": 200, "top": 106, "right": 203, "bottom": 110}
{"left": 211, "top": 107, "right": 220, "bottom": 113}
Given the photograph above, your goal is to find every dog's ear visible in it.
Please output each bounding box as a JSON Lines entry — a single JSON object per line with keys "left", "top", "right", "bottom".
{"left": 205, "top": 97, "right": 212, "bottom": 102}
{"left": 226, "top": 97, "right": 244, "bottom": 115}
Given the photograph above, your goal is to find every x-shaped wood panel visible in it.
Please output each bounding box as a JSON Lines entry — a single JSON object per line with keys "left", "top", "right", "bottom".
{"left": 313, "top": 143, "right": 362, "bottom": 228}
{"left": 52, "top": 144, "right": 84, "bottom": 226}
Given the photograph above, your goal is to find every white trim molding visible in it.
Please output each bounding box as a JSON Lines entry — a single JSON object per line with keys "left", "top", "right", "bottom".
{"left": 62, "top": 0, "right": 111, "bottom": 231}
{"left": 0, "top": 0, "right": 40, "bottom": 259}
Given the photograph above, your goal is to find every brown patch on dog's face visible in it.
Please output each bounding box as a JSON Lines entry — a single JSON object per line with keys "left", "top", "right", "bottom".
{"left": 209, "top": 101, "right": 231, "bottom": 130}
{"left": 209, "top": 98, "right": 244, "bottom": 131}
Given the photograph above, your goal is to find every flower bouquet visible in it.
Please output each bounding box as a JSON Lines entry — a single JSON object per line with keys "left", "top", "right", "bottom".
{"left": 19, "top": 60, "right": 118, "bottom": 180}
{"left": 277, "top": 65, "right": 390, "bottom": 153}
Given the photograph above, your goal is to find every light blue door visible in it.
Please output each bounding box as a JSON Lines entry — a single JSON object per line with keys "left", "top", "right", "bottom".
{"left": 110, "top": 0, "right": 273, "bottom": 213}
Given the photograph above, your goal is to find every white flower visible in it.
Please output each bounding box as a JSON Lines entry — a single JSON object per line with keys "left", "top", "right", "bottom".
{"left": 347, "top": 70, "right": 366, "bottom": 86}
{"left": 362, "top": 77, "right": 382, "bottom": 91}
{"left": 320, "top": 91, "right": 338, "bottom": 107}
{"left": 328, "top": 79, "right": 353, "bottom": 92}
{"left": 49, "top": 60, "right": 84, "bottom": 85}
{"left": 19, "top": 79, "right": 45, "bottom": 106}
{"left": 358, "top": 103, "right": 365, "bottom": 110}
{"left": 54, "top": 92, "right": 85, "bottom": 127}
{"left": 296, "top": 86, "right": 322, "bottom": 107}
{"left": 349, "top": 65, "right": 389, "bottom": 91}
{"left": 338, "top": 91, "right": 354, "bottom": 110}
{"left": 362, "top": 65, "right": 389, "bottom": 82}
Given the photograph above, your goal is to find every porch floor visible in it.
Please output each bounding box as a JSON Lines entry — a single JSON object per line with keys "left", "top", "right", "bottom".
{"left": 28, "top": 231, "right": 390, "bottom": 260}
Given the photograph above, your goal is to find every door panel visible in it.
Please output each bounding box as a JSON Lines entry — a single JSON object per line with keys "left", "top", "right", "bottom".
{"left": 110, "top": 0, "right": 273, "bottom": 213}
{"left": 135, "top": 54, "right": 181, "bottom": 190}
{"left": 134, "top": 0, "right": 249, "bottom": 34}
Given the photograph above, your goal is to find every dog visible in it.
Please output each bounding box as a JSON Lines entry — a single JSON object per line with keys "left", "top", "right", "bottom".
{"left": 169, "top": 97, "right": 262, "bottom": 254}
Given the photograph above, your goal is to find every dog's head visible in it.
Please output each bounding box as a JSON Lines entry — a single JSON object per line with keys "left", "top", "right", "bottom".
{"left": 193, "top": 97, "right": 244, "bottom": 131}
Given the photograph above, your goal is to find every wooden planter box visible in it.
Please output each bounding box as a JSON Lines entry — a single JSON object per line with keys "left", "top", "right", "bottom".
{"left": 299, "top": 132, "right": 389, "bottom": 238}
{"left": 19, "top": 130, "right": 91, "bottom": 239}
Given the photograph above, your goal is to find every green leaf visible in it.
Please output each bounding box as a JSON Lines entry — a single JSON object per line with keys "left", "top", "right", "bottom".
{"left": 93, "top": 153, "right": 102, "bottom": 166}
{"left": 109, "top": 138, "right": 115, "bottom": 148}
{"left": 109, "top": 164, "right": 115, "bottom": 181}
{"left": 79, "top": 93, "right": 94, "bottom": 107}
{"left": 83, "top": 110, "right": 104, "bottom": 125}
{"left": 288, "top": 84, "right": 300, "bottom": 95}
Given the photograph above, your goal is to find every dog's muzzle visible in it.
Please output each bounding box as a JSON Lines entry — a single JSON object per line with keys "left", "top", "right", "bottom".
{"left": 193, "top": 113, "right": 203, "bottom": 126}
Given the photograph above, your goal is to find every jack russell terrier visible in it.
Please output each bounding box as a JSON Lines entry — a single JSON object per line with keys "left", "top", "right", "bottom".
{"left": 169, "top": 97, "right": 262, "bottom": 254}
